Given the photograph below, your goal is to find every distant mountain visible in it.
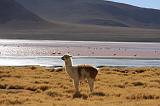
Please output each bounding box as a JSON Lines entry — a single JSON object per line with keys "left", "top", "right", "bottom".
{"left": 1, "top": 0, "right": 160, "bottom": 42}
{"left": 16, "top": 0, "right": 160, "bottom": 28}
{"left": 0, "top": 0, "right": 48, "bottom": 27}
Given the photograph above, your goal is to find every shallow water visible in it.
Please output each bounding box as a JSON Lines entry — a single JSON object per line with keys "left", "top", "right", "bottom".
{"left": 0, "top": 39, "right": 160, "bottom": 67}
{"left": 0, "top": 56, "right": 160, "bottom": 67}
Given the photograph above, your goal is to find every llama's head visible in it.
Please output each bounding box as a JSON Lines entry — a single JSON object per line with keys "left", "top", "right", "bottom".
{"left": 61, "top": 54, "right": 72, "bottom": 61}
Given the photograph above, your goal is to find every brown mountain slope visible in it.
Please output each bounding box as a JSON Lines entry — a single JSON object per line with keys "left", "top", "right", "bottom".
{"left": 0, "top": 0, "right": 160, "bottom": 42}
{"left": 1, "top": 24, "right": 160, "bottom": 42}
{"left": 0, "top": 0, "right": 50, "bottom": 28}
{"left": 17, "top": 0, "right": 160, "bottom": 28}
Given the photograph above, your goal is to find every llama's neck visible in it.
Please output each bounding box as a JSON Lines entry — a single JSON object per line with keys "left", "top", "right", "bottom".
{"left": 64, "top": 58, "right": 73, "bottom": 71}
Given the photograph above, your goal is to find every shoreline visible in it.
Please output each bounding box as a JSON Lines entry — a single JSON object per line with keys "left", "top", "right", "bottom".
{"left": 0, "top": 56, "right": 160, "bottom": 67}
{"left": 1, "top": 55, "right": 160, "bottom": 59}
{"left": 1, "top": 38, "right": 160, "bottom": 43}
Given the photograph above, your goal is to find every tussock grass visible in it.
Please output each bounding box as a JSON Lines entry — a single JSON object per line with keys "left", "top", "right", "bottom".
{"left": 30, "top": 66, "right": 37, "bottom": 70}
{"left": 45, "top": 89, "right": 62, "bottom": 97}
{"left": 36, "top": 84, "right": 52, "bottom": 91}
{"left": 0, "top": 66, "right": 159, "bottom": 106}
{"left": 126, "top": 93, "right": 160, "bottom": 100}
{"left": 91, "top": 92, "right": 106, "bottom": 96}
{"left": 0, "top": 98, "right": 25, "bottom": 105}
{"left": 72, "top": 92, "right": 88, "bottom": 99}
{"left": 131, "top": 81, "right": 146, "bottom": 86}
{"left": 6, "top": 84, "right": 24, "bottom": 89}
{"left": 0, "top": 84, "right": 7, "bottom": 89}
{"left": 24, "top": 84, "right": 52, "bottom": 91}
{"left": 150, "top": 79, "right": 160, "bottom": 84}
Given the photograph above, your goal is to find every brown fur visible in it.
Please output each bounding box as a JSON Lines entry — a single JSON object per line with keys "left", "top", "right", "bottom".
{"left": 62, "top": 54, "right": 98, "bottom": 93}
{"left": 77, "top": 65, "right": 98, "bottom": 79}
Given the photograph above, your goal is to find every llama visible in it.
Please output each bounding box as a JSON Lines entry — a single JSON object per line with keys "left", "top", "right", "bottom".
{"left": 61, "top": 54, "right": 98, "bottom": 95}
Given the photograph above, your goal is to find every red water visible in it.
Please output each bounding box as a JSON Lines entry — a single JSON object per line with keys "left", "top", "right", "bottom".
{"left": 0, "top": 40, "right": 160, "bottom": 58}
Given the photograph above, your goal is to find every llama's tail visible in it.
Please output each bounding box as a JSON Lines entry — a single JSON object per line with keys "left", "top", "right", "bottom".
{"left": 96, "top": 66, "right": 103, "bottom": 78}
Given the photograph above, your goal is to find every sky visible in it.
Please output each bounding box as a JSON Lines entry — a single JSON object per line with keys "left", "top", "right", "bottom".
{"left": 107, "top": 0, "right": 160, "bottom": 10}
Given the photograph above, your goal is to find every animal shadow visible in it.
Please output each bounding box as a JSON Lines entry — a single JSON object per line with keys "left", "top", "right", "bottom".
{"left": 72, "top": 92, "right": 88, "bottom": 100}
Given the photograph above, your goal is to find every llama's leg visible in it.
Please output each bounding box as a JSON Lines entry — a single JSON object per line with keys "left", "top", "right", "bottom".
{"left": 87, "top": 78, "right": 94, "bottom": 94}
{"left": 73, "top": 79, "right": 80, "bottom": 94}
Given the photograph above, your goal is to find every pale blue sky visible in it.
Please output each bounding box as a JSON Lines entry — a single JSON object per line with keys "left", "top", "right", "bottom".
{"left": 107, "top": 0, "right": 160, "bottom": 10}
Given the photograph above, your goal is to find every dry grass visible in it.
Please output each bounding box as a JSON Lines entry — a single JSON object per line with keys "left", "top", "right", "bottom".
{"left": 0, "top": 66, "right": 160, "bottom": 106}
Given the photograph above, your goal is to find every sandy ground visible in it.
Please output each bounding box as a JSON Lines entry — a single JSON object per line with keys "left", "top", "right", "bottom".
{"left": 0, "top": 66, "right": 160, "bottom": 106}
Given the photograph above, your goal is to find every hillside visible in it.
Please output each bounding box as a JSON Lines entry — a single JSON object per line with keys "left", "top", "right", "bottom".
{"left": 0, "top": 0, "right": 160, "bottom": 41}
{"left": 16, "top": 0, "right": 160, "bottom": 28}
{"left": 1, "top": 25, "right": 160, "bottom": 42}
{"left": 0, "top": 0, "right": 49, "bottom": 27}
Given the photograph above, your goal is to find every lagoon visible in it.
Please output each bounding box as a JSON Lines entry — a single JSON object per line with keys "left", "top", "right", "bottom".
{"left": 0, "top": 39, "right": 160, "bottom": 67}
{"left": 0, "top": 56, "right": 160, "bottom": 67}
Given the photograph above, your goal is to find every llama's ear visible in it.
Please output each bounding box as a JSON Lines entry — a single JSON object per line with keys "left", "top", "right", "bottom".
{"left": 68, "top": 54, "right": 72, "bottom": 57}
{"left": 66, "top": 53, "right": 72, "bottom": 57}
